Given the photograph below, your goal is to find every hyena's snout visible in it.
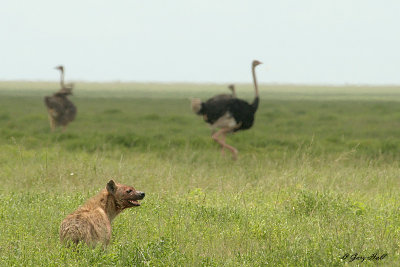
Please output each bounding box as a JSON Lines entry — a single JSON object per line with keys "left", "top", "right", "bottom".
{"left": 136, "top": 191, "right": 145, "bottom": 200}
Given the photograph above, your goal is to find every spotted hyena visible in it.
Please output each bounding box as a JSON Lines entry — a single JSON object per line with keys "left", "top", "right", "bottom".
{"left": 60, "top": 180, "right": 145, "bottom": 247}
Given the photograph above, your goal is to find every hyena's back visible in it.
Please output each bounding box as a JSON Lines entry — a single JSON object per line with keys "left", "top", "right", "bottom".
{"left": 60, "top": 207, "right": 111, "bottom": 247}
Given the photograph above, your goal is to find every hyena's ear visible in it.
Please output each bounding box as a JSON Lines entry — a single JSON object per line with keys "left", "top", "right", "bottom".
{"left": 106, "top": 180, "right": 117, "bottom": 195}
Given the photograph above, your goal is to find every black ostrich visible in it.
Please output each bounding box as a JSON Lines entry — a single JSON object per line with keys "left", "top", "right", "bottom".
{"left": 44, "top": 66, "right": 77, "bottom": 131}
{"left": 191, "top": 60, "right": 262, "bottom": 160}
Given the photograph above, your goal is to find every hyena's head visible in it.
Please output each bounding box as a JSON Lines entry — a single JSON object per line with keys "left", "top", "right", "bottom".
{"left": 106, "top": 180, "right": 145, "bottom": 209}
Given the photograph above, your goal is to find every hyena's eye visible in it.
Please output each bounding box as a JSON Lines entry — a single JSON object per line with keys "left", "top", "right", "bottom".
{"left": 126, "top": 189, "right": 133, "bottom": 194}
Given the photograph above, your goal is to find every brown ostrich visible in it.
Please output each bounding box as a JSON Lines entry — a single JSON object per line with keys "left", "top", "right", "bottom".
{"left": 44, "top": 66, "right": 77, "bottom": 131}
{"left": 228, "top": 84, "right": 236, "bottom": 97}
{"left": 207, "top": 84, "right": 237, "bottom": 102}
{"left": 191, "top": 60, "right": 262, "bottom": 160}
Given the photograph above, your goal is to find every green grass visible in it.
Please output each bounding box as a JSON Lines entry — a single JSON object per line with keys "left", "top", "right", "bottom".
{"left": 0, "top": 82, "right": 400, "bottom": 266}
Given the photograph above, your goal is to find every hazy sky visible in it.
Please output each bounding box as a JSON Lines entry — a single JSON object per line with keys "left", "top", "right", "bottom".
{"left": 1, "top": 0, "right": 399, "bottom": 84}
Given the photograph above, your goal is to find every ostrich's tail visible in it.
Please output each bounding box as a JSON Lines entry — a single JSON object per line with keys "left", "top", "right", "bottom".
{"left": 190, "top": 98, "right": 203, "bottom": 114}
{"left": 44, "top": 96, "right": 51, "bottom": 106}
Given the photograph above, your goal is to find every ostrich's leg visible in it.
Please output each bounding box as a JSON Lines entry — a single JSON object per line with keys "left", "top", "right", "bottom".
{"left": 220, "top": 134, "right": 226, "bottom": 156}
{"left": 212, "top": 128, "right": 238, "bottom": 160}
{"left": 212, "top": 128, "right": 225, "bottom": 155}
{"left": 48, "top": 113, "right": 55, "bottom": 131}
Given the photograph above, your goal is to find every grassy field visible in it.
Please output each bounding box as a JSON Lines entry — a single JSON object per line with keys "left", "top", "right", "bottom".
{"left": 0, "top": 81, "right": 400, "bottom": 266}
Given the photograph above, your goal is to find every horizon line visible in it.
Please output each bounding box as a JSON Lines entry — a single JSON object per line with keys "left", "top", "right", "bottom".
{"left": 0, "top": 79, "right": 399, "bottom": 87}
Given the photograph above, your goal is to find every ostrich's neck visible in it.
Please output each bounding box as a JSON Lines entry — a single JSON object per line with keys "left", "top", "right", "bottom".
{"left": 60, "top": 70, "right": 65, "bottom": 88}
{"left": 252, "top": 66, "right": 259, "bottom": 98}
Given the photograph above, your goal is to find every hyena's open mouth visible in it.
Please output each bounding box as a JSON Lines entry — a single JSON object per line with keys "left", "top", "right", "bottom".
{"left": 125, "top": 192, "right": 145, "bottom": 207}
{"left": 127, "top": 199, "right": 141, "bottom": 206}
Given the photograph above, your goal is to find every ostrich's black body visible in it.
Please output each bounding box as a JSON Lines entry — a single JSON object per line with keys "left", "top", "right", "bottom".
{"left": 198, "top": 96, "right": 259, "bottom": 132}
{"left": 44, "top": 92, "right": 77, "bottom": 127}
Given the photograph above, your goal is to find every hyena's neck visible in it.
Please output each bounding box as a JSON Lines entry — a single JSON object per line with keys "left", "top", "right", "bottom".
{"left": 104, "top": 195, "right": 121, "bottom": 221}
{"left": 90, "top": 190, "right": 121, "bottom": 222}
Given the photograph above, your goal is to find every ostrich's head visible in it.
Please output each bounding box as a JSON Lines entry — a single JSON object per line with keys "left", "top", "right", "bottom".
{"left": 228, "top": 84, "right": 235, "bottom": 91}
{"left": 54, "top": 65, "right": 64, "bottom": 71}
{"left": 190, "top": 98, "right": 203, "bottom": 114}
{"left": 252, "top": 60, "right": 262, "bottom": 68}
